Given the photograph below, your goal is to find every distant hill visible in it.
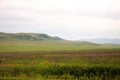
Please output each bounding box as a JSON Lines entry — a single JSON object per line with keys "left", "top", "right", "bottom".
{"left": 84, "top": 38, "right": 120, "bottom": 44}
{"left": 0, "top": 32, "right": 100, "bottom": 46}
{"left": 0, "top": 32, "right": 63, "bottom": 41}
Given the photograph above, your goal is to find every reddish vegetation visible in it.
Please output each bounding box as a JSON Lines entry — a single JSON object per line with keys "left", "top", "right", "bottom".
{"left": 0, "top": 50, "right": 120, "bottom": 59}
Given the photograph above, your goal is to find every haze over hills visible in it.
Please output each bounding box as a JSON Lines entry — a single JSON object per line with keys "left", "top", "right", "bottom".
{"left": 84, "top": 38, "right": 120, "bottom": 44}
{"left": 0, "top": 32, "right": 63, "bottom": 41}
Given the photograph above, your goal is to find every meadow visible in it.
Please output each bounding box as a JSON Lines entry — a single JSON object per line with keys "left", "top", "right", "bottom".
{"left": 0, "top": 40, "right": 120, "bottom": 80}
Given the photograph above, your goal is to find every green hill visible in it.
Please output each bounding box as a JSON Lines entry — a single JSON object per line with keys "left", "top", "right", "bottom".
{"left": 0, "top": 32, "right": 63, "bottom": 41}
{"left": 0, "top": 32, "right": 100, "bottom": 48}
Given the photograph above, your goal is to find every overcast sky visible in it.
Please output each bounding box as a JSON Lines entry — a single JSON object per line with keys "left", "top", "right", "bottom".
{"left": 0, "top": 0, "right": 120, "bottom": 40}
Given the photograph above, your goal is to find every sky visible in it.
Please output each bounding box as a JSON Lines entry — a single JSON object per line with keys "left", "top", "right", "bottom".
{"left": 0, "top": 0, "right": 120, "bottom": 40}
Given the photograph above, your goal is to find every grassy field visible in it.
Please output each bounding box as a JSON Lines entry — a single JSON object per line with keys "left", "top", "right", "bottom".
{"left": 0, "top": 40, "right": 120, "bottom": 80}
{"left": 0, "top": 40, "right": 120, "bottom": 52}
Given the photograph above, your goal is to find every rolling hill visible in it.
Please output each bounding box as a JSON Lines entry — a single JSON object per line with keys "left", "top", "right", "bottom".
{"left": 0, "top": 32, "right": 100, "bottom": 47}
{"left": 0, "top": 32, "right": 63, "bottom": 41}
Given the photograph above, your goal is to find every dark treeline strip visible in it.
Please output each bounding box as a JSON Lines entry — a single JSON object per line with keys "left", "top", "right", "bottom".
{"left": 0, "top": 65, "right": 120, "bottom": 79}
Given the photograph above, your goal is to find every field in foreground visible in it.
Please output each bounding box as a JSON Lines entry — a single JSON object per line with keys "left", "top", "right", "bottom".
{"left": 0, "top": 41, "right": 120, "bottom": 80}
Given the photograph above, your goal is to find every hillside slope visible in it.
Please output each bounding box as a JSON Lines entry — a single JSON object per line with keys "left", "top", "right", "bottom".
{"left": 0, "top": 32, "right": 100, "bottom": 47}
{"left": 0, "top": 32, "right": 63, "bottom": 41}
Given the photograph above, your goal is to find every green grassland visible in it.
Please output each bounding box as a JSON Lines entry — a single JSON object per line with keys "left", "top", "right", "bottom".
{"left": 0, "top": 40, "right": 120, "bottom": 80}
{"left": 0, "top": 40, "right": 120, "bottom": 52}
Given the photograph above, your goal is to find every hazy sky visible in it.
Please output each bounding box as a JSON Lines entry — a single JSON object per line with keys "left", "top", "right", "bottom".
{"left": 0, "top": 0, "right": 120, "bottom": 40}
